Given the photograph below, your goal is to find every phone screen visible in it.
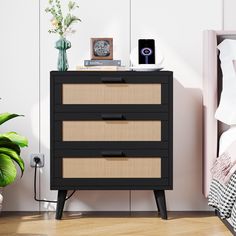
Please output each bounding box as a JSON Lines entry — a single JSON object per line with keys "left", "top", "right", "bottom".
{"left": 138, "top": 39, "right": 155, "bottom": 64}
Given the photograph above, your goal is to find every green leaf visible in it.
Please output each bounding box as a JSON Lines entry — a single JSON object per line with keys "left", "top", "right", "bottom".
{"left": 0, "top": 154, "right": 17, "bottom": 187}
{"left": 0, "top": 137, "right": 20, "bottom": 155}
{"left": 68, "top": 1, "right": 75, "bottom": 11}
{"left": 64, "top": 14, "right": 80, "bottom": 29}
{"left": 0, "top": 147, "right": 24, "bottom": 176}
{"left": 0, "top": 113, "right": 22, "bottom": 126}
{"left": 0, "top": 132, "right": 28, "bottom": 148}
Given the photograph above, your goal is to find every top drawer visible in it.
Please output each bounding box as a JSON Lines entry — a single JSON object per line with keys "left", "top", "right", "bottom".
{"left": 63, "top": 84, "right": 161, "bottom": 105}
{"left": 51, "top": 71, "right": 173, "bottom": 113}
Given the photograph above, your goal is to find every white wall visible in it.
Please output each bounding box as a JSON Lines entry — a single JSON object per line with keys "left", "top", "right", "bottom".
{"left": 0, "top": 0, "right": 233, "bottom": 211}
{"left": 224, "top": 0, "right": 236, "bottom": 30}
{"left": 0, "top": 0, "right": 40, "bottom": 211}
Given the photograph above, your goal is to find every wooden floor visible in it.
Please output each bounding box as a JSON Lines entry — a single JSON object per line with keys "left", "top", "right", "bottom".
{"left": 0, "top": 212, "right": 232, "bottom": 236}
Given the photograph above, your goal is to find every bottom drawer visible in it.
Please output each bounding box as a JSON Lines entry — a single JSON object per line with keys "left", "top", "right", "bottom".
{"left": 62, "top": 157, "right": 161, "bottom": 178}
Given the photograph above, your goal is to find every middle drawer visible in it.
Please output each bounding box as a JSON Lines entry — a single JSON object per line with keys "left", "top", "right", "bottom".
{"left": 63, "top": 120, "right": 161, "bottom": 141}
{"left": 54, "top": 113, "right": 168, "bottom": 149}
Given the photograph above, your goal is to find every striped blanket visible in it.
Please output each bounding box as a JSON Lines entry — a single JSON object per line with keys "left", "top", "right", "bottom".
{"left": 208, "top": 173, "right": 236, "bottom": 231}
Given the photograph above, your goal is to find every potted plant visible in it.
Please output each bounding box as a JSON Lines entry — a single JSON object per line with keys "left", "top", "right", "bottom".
{"left": 0, "top": 113, "right": 28, "bottom": 211}
{"left": 45, "top": 0, "right": 81, "bottom": 71}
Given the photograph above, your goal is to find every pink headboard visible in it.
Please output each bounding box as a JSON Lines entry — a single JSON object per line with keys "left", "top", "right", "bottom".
{"left": 203, "top": 30, "right": 236, "bottom": 197}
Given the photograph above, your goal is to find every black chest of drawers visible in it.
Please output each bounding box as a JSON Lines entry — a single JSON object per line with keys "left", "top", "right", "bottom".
{"left": 50, "top": 70, "right": 173, "bottom": 220}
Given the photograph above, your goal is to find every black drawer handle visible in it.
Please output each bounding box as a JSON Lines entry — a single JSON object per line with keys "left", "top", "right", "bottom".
{"left": 101, "top": 151, "right": 124, "bottom": 157}
{"left": 101, "top": 77, "right": 124, "bottom": 83}
{"left": 101, "top": 114, "right": 124, "bottom": 120}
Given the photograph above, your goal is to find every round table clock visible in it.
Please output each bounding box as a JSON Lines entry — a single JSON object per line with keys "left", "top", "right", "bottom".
{"left": 94, "top": 40, "right": 110, "bottom": 57}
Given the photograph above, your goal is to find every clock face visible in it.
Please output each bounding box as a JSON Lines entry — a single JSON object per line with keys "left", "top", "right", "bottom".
{"left": 93, "top": 40, "right": 111, "bottom": 57}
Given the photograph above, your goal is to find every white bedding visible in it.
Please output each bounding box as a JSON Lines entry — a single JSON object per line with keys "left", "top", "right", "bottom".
{"left": 215, "top": 39, "right": 236, "bottom": 125}
{"left": 219, "top": 126, "right": 236, "bottom": 155}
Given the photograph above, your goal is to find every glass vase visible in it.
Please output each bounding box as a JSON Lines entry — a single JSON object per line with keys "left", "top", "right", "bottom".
{"left": 55, "top": 37, "right": 71, "bottom": 71}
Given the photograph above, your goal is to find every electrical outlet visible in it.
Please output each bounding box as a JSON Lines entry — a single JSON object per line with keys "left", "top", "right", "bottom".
{"left": 30, "top": 154, "right": 44, "bottom": 168}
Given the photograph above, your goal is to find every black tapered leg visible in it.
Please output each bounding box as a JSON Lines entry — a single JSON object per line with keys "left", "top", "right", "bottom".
{"left": 153, "top": 190, "right": 167, "bottom": 220}
{"left": 154, "top": 192, "right": 160, "bottom": 213}
{"left": 56, "top": 190, "right": 67, "bottom": 220}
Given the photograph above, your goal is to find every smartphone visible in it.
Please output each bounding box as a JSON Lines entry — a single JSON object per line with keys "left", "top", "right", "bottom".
{"left": 138, "top": 39, "right": 155, "bottom": 64}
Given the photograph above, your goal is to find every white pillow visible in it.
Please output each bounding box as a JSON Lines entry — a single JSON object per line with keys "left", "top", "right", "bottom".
{"left": 215, "top": 39, "right": 236, "bottom": 125}
{"left": 219, "top": 125, "right": 236, "bottom": 155}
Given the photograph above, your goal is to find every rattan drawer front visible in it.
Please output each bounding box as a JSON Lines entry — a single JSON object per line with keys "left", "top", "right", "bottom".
{"left": 62, "top": 84, "right": 161, "bottom": 105}
{"left": 62, "top": 121, "right": 161, "bottom": 141}
{"left": 62, "top": 157, "right": 161, "bottom": 178}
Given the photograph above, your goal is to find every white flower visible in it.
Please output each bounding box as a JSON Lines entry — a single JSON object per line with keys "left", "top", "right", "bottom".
{"left": 51, "top": 18, "right": 58, "bottom": 27}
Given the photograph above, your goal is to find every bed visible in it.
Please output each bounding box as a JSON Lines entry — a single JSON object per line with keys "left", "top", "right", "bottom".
{"left": 203, "top": 30, "right": 236, "bottom": 234}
